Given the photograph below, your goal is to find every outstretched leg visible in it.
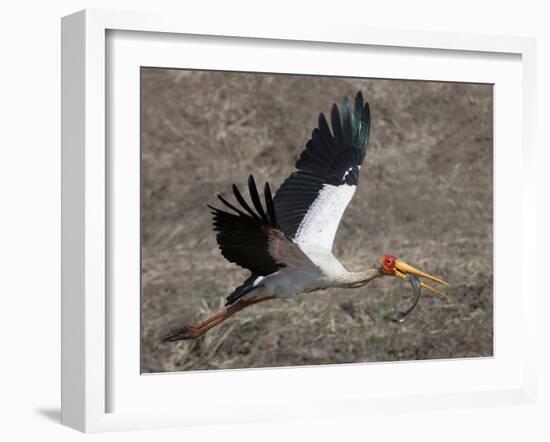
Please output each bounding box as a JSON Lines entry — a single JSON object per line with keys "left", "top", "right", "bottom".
{"left": 162, "top": 295, "right": 276, "bottom": 342}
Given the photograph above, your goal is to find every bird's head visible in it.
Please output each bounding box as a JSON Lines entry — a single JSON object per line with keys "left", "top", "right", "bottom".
{"left": 380, "top": 255, "right": 449, "bottom": 299}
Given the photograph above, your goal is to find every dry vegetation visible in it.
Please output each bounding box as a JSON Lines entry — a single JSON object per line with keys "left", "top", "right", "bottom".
{"left": 140, "top": 69, "right": 493, "bottom": 373}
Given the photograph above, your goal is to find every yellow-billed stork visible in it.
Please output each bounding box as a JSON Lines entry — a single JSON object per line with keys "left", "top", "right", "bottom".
{"left": 163, "top": 92, "right": 448, "bottom": 342}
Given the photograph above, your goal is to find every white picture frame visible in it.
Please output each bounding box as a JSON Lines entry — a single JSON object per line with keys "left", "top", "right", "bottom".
{"left": 61, "top": 9, "right": 537, "bottom": 433}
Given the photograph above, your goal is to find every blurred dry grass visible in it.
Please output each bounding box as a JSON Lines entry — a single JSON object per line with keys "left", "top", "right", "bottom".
{"left": 140, "top": 68, "right": 493, "bottom": 373}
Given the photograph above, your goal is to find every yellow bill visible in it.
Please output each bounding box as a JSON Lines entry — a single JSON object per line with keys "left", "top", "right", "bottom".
{"left": 393, "top": 259, "right": 449, "bottom": 300}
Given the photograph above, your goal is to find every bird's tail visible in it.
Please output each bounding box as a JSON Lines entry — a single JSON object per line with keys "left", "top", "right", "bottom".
{"left": 225, "top": 274, "right": 264, "bottom": 305}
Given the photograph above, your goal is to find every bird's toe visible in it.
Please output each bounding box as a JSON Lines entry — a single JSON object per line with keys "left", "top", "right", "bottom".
{"left": 162, "top": 326, "right": 200, "bottom": 342}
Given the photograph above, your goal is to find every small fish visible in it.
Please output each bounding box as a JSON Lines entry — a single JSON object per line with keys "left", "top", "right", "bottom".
{"left": 394, "top": 273, "right": 422, "bottom": 323}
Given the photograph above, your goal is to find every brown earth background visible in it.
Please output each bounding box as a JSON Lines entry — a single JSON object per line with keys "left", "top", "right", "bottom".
{"left": 140, "top": 68, "right": 493, "bottom": 373}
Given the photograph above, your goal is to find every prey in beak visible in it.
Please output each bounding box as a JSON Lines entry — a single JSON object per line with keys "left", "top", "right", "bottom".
{"left": 380, "top": 255, "right": 449, "bottom": 300}
{"left": 380, "top": 255, "right": 450, "bottom": 322}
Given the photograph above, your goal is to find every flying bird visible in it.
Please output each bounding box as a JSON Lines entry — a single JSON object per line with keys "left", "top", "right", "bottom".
{"left": 163, "top": 92, "right": 448, "bottom": 342}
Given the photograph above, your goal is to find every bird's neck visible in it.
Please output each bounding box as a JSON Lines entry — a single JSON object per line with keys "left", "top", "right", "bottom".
{"left": 339, "top": 267, "right": 382, "bottom": 288}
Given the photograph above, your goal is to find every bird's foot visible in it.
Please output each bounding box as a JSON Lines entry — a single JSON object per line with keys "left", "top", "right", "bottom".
{"left": 162, "top": 325, "right": 201, "bottom": 342}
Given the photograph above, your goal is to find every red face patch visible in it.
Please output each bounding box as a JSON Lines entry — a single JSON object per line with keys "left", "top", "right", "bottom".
{"left": 380, "top": 255, "right": 397, "bottom": 275}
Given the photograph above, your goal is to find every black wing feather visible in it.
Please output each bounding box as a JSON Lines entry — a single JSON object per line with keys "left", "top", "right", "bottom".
{"left": 248, "top": 175, "right": 268, "bottom": 223}
{"left": 330, "top": 103, "right": 344, "bottom": 143}
{"left": 232, "top": 184, "right": 260, "bottom": 220}
{"left": 264, "top": 182, "right": 277, "bottom": 226}
{"left": 352, "top": 92, "right": 363, "bottom": 146}
{"left": 341, "top": 96, "right": 352, "bottom": 146}
{"left": 216, "top": 193, "right": 247, "bottom": 217}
